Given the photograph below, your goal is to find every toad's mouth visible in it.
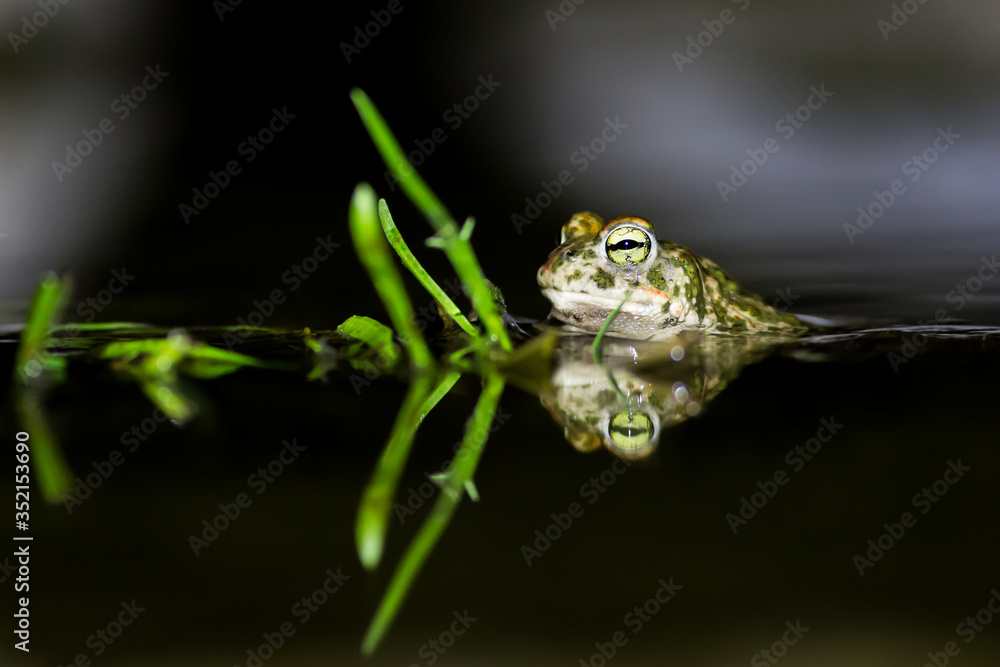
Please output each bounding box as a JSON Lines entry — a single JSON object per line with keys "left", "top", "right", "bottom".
{"left": 540, "top": 287, "right": 673, "bottom": 314}
{"left": 542, "top": 288, "right": 670, "bottom": 317}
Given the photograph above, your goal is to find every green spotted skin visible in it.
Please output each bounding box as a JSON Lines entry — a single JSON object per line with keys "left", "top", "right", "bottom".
{"left": 537, "top": 212, "right": 807, "bottom": 338}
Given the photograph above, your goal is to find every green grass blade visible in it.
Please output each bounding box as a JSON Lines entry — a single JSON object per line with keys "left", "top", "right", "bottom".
{"left": 429, "top": 217, "right": 512, "bottom": 351}
{"left": 17, "top": 395, "right": 74, "bottom": 502}
{"left": 137, "top": 378, "right": 198, "bottom": 424}
{"left": 349, "top": 183, "right": 435, "bottom": 371}
{"left": 350, "top": 90, "right": 511, "bottom": 351}
{"left": 20, "top": 272, "right": 66, "bottom": 344}
{"left": 98, "top": 332, "right": 286, "bottom": 422}
{"left": 12, "top": 273, "right": 74, "bottom": 501}
{"left": 14, "top": 272, "right": 70, "bottom": 382}
{"left": 350, "top": 89, "right": 453, "bottom": 234}
{"left": 592, "top": 290, "right": 633, "bottom": 364}
{"left": 361, "top": 372, "right": 505, "bottom": 656}
{"left": 495, "top": 330, "right": 558, "bottom": 393}
{"left": 336, "top": 315, "right": 403, "bottom": 375}
{"left": 377, "top": 200, "right": 478, "bottom": 337}
{"left": 337, "top": 315, "right": 400, "bottom": 361}
{"left": 99, "top": 337, "right": 277, "bottom": 370}
{"left": 355, "top": 371, "right": 461, "bottom": 570}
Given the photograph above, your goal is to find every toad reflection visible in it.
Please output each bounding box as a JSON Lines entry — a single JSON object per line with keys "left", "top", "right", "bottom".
{"left": 537, "top": 332, "right": 779, "bottom": 459}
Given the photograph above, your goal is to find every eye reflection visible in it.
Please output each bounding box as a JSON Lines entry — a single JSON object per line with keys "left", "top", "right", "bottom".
{"left": 539, "top": 334, "right": 767, "bottom": 462}
{"left": 605, "top": 410, "right": 656, "bottom": 458}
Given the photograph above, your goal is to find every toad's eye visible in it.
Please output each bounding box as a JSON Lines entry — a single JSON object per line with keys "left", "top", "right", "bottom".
{"left": 606, "top": 411, "right": 654, "bottom": 452}
{"left": 605, "top": 227, "right": 652, "bottom": 267}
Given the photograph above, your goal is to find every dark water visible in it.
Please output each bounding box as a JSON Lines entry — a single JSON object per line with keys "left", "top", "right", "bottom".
{"left": 2, "top": 1, "right": 1000, "bottom": 665}
{"left": 2, "top": 320, "right": 999, "bottom": 666}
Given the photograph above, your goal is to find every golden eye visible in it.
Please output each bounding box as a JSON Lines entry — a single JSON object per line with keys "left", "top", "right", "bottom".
{"left": 606, "top": 411, "right": 654, "bottom": 451}
{"left": 605, "top": 226, "right": 652, "bottom": 267}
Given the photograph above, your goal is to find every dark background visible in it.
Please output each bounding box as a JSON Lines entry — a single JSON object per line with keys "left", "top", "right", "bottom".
{"left": 3, "top": 0, "right": 998, "bottom": 329}
{"left": 1, "top": 1, "right": 999, "bottom": 665}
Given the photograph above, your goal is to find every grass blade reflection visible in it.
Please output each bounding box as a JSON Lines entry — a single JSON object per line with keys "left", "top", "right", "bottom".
{"left": 355, "top": 371, "right": 461, "bottom": 570}
{"left": 361, "top": 371, "right": 505, "bottom": 656}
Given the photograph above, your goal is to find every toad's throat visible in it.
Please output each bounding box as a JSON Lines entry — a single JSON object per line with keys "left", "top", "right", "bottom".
{"left": 541, "top": 288, "right": 696, "bottom": 325}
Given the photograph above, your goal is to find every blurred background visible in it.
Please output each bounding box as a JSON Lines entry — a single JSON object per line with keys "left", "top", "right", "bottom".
{"left": 2, "top": 0, "right": 997, "bottom": 329}
{"left": 2, "top": 1, "right": 999, "bottom": 665}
